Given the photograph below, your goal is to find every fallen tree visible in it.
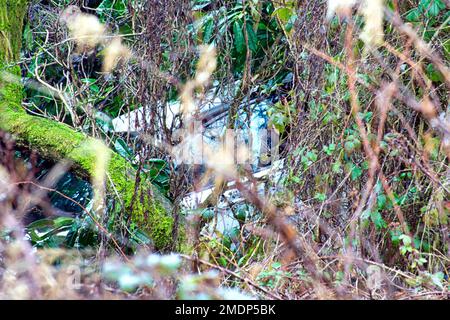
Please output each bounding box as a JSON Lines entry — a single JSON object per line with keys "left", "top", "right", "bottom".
{"left": 0, "top": 0, "right": 175, "bottom": 250}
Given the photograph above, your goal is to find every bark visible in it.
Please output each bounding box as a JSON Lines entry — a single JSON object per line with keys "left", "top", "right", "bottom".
{"left": 0, "top": 0, "right": 176, "bottom": 250}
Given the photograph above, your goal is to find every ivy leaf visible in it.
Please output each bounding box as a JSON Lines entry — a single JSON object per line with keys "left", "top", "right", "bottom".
{"left": 23, "top": 23, "right": 33, "bottom": 51}
{"left": 114, "top": 138, "right": 134, "bottom": 161}
{"left": 273, "top": 7, "right": 293, "bottom": 24}
{"left": 315, "top": 193, "right": 327, "bottom": 202}
{"left": 323, "top": 143, "right": 336, "bottom": 156}
{"left": 332, "top": 161, "right": 342, "bottom": 174}
{"left": 351, "top": 165, "right": 362, "bottom": 181}
{"left": 291, "top": 175, "right": 301, "bottom": 184}
{"left": 98, "top": 0, "right": 128, "bottom": 20}
{"left": 390, "top": 229, "right": 402, "bottom": 246}
{"left": 306, "top": 151, "right": 318, "bottom": 162}
{"left": 246, "top": 22, "right": 258, "bottom": 52}
{"left": 405, "top": 8, "right": 421, "bottom": 22}
{"left": 399, "top": 234, "right": 412, "bottom": 246}
{"left": 203, "top": 19, "right": 214, "bottom": 44}
{"left": 370, "top": 210, "right": 387, "bottom": 230}
{"left": 427, "top": 0, "right": 445, "bottom": 16}
{"left": 426, "top": 64, "right": 445, "bottom": 83}
{"left": 377, "top": 193, "right": 387, "bottom": 210}
{"left": 94, "top": 111, "right": 113, "bottom": 132}
{"left": 272, "top": 262, "right": 282, "bottom": 269}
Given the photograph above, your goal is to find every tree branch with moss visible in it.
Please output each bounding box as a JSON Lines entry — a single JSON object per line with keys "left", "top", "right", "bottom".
{"left": 0, "top": 0, "right": 176, "bottom": 250}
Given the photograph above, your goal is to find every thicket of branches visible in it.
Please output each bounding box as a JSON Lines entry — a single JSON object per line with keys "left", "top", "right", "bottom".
{"left": 0, "top": 0, "right": 448, "bottom": 299}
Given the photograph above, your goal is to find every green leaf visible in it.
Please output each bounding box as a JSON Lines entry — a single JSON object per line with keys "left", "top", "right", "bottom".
{"left": 427, "top": 0, "right": 445, "bottom": 16}
{"left": 285, "top": 14, "right": 298, "bottom": 33}
{"left": 291, "top": 175, "right": 301, "bottom": 184}
{"left": 272, "top": 262, "right": 282, "bottom": 269}
{"left": 344, "top": 141, "right": 355, "bottom": 153}
{"left": 98, "top": 0, "right": 128, "bottom": 20}
{"left": 54, "top": 217, "right": 75, "bottom": 228}
{"left": 193, "top": 0, "right": 211, "bottom": 11}
{"left": 430, "top": 272, "right": 444, "bottom": 289}
{"left": 351, "top": 165, "right": 363, "bottom": 181}
{"left": 114, "top": 138, "right": 134, "bottom": 161}
{"left": 233, "top": 21, "right": 245, "bottom": 53}
{"left": 332, "top": 161, "right": 343, "bottom": 174}
{"left": 323, "top": 143, "right": 336, "bottom": 156}
{"left": 390, "top": 229, "right": 402, "bottom": 246}
{"left": 218, "top": 257, "right": 228, "bottom": 267}
{"left": 201, "top": 208, "right": 215, "bottom": 221}
{"left": 306, "top": 151, "right": 318, "bottom": 162}
{"left": 81, "top": 78, "right": 96, "bottom": 84}
{"left": 27, "top": 218, "right": 54, "bottom": 230}
{"left": 315, "top": 193, "right": 327, "bottom": 202}
{"left": 235, "top": 207, "right": 246, "bottom": 222}
{"left": 377, "top": 194, "right": 387, "bottom": 210}
{"left": 399, "top": 234, "right": 412, "bottom": 246}
{"left": 94, "top": 111, "right": 114, "bottom": 132}
{"left": 146, "top": 158, "right": 167, "bottom": 170}
{"left": 203, "top": 19, "right": 214, "bottom": 44}
{"left": 131, "top": 229, "right": 153, "bottom": 246}
{"left": 23, "top": 23, "right": 33, "bottom": 51}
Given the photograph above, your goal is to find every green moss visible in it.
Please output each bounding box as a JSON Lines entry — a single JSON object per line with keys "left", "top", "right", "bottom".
{"left": 71, "top": 143, "right": 175, "bottom": 249}
{"left": 177, "top": 226, "right": 193, "bottom": 254}
{"left": 135, "top": 201, "right": 174, "bottom": 249}
{"left": 0, "top": 66, "right": 24, "bottom": 103}
{"left": 0, "top": 106, "right": 83, "bottom": 158}
{"left": 0, "top": 0, "right": 28, "bottom": 61}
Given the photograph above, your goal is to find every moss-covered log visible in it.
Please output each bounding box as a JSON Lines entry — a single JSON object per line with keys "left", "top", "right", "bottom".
{"left": 0, "top": 0, "right": 174, "bottom": 249}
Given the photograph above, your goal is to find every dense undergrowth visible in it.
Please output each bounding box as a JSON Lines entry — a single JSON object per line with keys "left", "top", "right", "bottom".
{"left": 0, "top": 0, "right": 449, "bottom": 299}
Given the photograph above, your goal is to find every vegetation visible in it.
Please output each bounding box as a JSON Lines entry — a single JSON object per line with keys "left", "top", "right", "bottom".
{"left": 0, "top": 0, "right": 448, "bottom": 299}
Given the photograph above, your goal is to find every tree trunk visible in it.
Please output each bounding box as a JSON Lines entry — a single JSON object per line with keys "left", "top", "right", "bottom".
{"left": 0, "top": 0, "right": 175, "bottom": 250}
